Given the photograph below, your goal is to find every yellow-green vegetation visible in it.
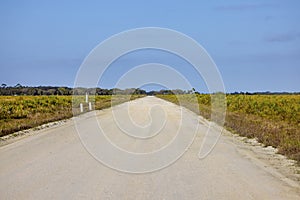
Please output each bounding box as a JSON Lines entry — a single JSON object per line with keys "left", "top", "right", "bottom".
{"left": 157, "top": 94, "right": 300, "bottom": 163}
{"left": 0, "top": 95, "right": 144, "bottom": 137}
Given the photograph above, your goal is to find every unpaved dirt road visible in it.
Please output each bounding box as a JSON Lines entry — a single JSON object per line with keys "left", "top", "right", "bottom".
{"left": 0, "top": 96, "right": 299, "bottom": 199}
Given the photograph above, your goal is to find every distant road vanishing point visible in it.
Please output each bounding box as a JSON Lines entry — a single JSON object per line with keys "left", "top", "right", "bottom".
{"left": 0, "top": 96, "right": 299, "bottom": 199}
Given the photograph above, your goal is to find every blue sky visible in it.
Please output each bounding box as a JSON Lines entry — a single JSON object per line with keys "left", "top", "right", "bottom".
{"left": 0, "top": 0, "right": 299, "bottom": 92}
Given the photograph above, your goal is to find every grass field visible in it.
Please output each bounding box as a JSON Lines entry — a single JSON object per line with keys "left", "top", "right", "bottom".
{"left": 157, "top": 94, "right": 300, "bottom": 163}
{"left": 0, "top": 95, "right": 144, "bottom": 137}
{"left": 1, "top": 94, "right": 299, "bottom": 163}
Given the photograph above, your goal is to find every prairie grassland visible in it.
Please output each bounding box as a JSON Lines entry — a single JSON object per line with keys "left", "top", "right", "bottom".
{"left": 0, "top": 95, "right": 144, "bottom": 137}
{"left": 157, "top": 94, "right": 300, "bottom": 163}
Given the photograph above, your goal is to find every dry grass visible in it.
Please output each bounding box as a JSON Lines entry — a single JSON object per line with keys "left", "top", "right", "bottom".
{"left": 0, "top": 95, "right": 145, "bottom": 137}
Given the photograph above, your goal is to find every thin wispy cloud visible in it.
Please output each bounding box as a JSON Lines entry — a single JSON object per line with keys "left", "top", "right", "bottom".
{"left": 214, "top": 3, "right": 276, "bottom": 11}
{"left": 264, "top": 16, "right": 273, "bottom": 21}
{"left": 217, "top": 51, "right": 300, "bottom": 65}
{"left": 265, "top": 32, "right": 300, "bottom": 43}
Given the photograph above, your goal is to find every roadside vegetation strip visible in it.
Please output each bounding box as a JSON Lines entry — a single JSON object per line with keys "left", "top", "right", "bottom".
{"left": 0, "top": 95, "right": 145, "bottom": 137}
{"left": 156, "top": 94, "right": 300, "bottom": 163}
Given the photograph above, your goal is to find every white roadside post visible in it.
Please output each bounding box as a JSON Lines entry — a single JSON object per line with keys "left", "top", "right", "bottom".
{"left": 80, "top": 103, "right": 83, "bottom": 113}
{"left": 89, "top": 102, "right": 92, "bottom": 111}
{"left": 85, "top": 92, "right": 88, "bottom": 103}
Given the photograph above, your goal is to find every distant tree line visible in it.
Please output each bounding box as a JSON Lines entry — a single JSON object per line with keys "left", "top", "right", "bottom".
{"left": 147, "top": 89, "right": 196, "bottom": 95}
{"left": 0, "top": 84, "right": 147, "bottom": 96}
{"left": 1, "top": 84, "right": 297, "bottom": 96}
{"left": 0, "top": 84, "right": 199, "bottom": 96}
